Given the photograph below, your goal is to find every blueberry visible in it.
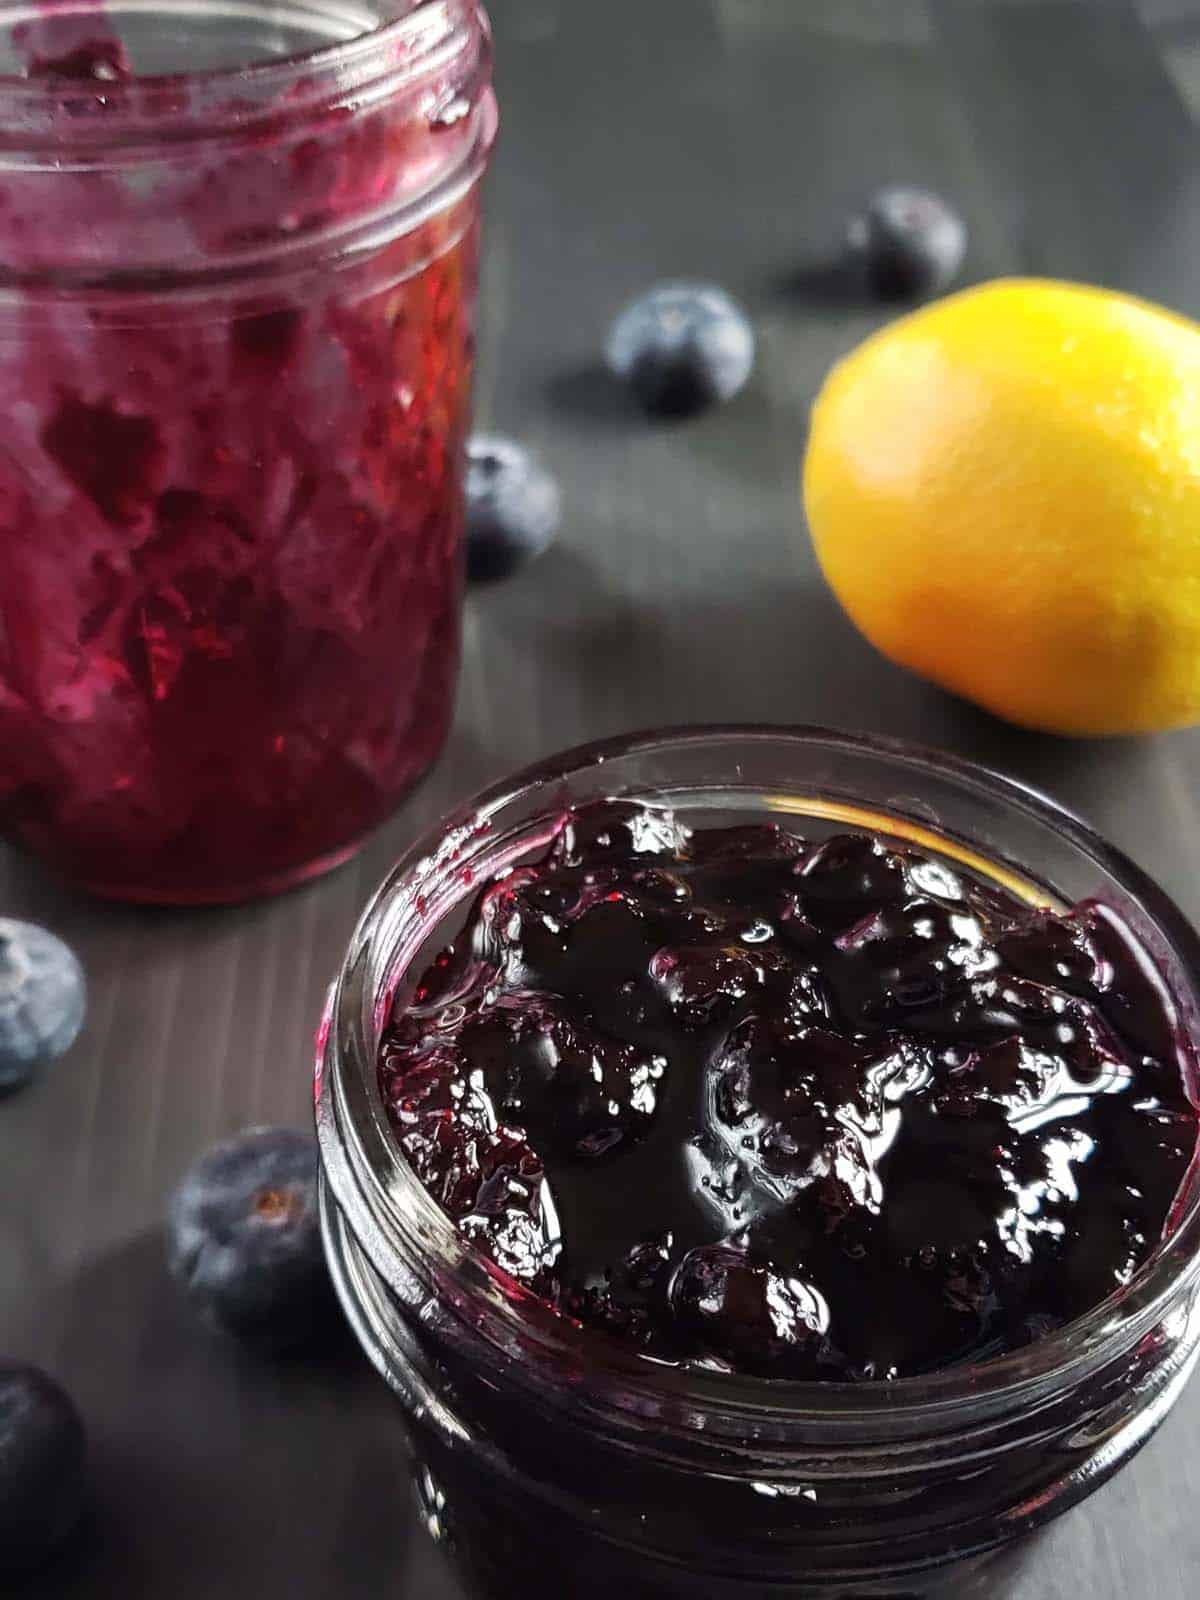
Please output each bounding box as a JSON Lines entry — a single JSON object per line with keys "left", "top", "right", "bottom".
{"left": 605, "top": 282, "right": 755, "bottom": 417}
{"left": 465, "top": 436, "right": 561, "bottom": 582}
{"left": 0, "top": 1364, "right": 86, "bottom": 1576}
{"left": 0, "top": 920, "right": 86, "bottom": 1094}
{"left": 846, "top": 187, "right": 967, "bottom": 300}
{"left": 167, "top": 1127, "right": 336, "bottom": 1352}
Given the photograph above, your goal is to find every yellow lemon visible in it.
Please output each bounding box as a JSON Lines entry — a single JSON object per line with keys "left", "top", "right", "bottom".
{"left": 803, "top": 278, "right": 1200, "bottom": 735}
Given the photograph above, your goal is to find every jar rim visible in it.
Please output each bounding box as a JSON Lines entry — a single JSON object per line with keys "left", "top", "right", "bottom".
{"left": 319, "top": 723, "right": 1200, "bottom": 1428}
{"left": 0, "top": 0, "right": 483, "bottom": 149}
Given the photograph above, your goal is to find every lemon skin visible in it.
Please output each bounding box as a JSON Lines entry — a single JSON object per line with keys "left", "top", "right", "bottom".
{"left": 803, "top": 278, "right": 1200, "bottom": 735}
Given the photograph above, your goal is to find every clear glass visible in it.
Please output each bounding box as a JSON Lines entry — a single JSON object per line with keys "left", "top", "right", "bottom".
{"left": 0, "top": 0, "right": 496, "bottom": 903}
{"left": 316, "top": 727, "right": 1200, "bottom": 1597}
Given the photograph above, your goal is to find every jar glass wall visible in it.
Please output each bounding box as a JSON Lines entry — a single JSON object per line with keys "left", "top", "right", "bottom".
{"left": 317, "top": 727, "right": 1200, "bottom": 1598}
{"left": 0, "top": 0, "right": 496, "bottom": 902}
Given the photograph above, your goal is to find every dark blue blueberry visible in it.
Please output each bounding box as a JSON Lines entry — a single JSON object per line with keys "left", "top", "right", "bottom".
{"left": 0, "top": 1364, "right": 86, "bottom": 1576}
{"left": 0, "top": 919, "right": 86, "bottom": 1095}
{"left": 167, "top": 1127, "right": 336, "bottom": 1352}
{"left": 605, "top": 282, "right": 755, "bottom": 417}
{"left": 465, "top": 436, "right": 561, "bottom": 583}
{"left": 846, "top": 187, "right": 967, "bottom": 300}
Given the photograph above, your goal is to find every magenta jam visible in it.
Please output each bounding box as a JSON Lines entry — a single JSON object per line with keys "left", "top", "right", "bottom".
{"left": 379, "top": 804, "right": 1200, "bottom": 1380}
{"left": 0, "top": 2, "right": 496, "bottom": 902}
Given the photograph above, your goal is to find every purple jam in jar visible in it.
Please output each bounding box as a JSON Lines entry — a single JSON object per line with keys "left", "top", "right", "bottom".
{"left": 0, "top": 1, "right": 496, "bottom": 902}
{"left": 378, "top": 804, "right": 1200, "bottom": 1380}
{"left": 318, "top": 731, "right": 1200, "bottom": 1598}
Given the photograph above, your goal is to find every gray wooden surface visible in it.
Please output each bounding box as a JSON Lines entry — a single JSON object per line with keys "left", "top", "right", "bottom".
{"left": 3, "top": 1, "right": 1200, "bottom": 1594}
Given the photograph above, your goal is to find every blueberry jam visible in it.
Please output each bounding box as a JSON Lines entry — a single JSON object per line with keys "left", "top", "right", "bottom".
{"left": 0, "top": 4, "right": 493, "bottom": 902}
{"left": 378, "top": 805, "right": 1200, "bottom": 1381}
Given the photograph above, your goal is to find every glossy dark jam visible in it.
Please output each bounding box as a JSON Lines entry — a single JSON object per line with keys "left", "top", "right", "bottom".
{"left": 379, "top": 805, "right": 1200, "bottom": 1380}
{"left": 0, "top": 7, "right": 488, "bottom": 902}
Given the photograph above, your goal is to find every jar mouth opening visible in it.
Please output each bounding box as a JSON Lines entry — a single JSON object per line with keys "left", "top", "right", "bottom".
{"left": 321, "top": 724, "right": 1200, "bottom": 1424}
{"left": 0, "top": 0, "right": 433, "bottom": 86}
{"left": 0, "top": 0, "right": 481, "bottom": 148}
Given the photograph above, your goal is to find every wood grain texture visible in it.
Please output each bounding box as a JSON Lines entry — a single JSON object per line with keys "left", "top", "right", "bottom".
{"left": 2, "top": 1, "right": 1199, "bottom": 1594}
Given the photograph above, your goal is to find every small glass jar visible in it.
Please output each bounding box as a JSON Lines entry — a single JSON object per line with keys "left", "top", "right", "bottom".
{"left": 0, "top": 0, "right": 496, "bottom": 903}
{"left": 316, "top": 727, "right": 1200, "bottom": 1598}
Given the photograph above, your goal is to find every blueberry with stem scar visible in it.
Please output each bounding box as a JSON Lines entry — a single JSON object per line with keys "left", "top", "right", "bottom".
{"left": 167, "top": 1127, "right": 337, "bottom": 1352}
{"left": 605, "top": 282, "right": 755, "bottom": 417}
{"left": 846, "top": 187, "right": 967, "bottom": 300}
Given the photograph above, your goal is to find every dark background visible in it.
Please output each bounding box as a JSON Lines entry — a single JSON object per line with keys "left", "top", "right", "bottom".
{"left": 3, "top": 1, "right": 1200, "bottom": 1594}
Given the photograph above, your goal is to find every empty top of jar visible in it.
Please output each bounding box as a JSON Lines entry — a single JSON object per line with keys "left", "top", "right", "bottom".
{"left": 0, "top": 0, "right": 494, "bottom": 288}
{"left": 0, "top": 1, "right": 489, "bottom": 150}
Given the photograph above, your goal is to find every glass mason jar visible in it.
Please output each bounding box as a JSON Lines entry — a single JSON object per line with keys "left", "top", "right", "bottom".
{"left": 0, "top": 0, "right": 496, "bottom": 903}
{"left": 316, "top": 727, "right": 1200, "bottom": 1598}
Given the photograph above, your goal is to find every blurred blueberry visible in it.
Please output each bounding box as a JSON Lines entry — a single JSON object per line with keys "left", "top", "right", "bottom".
{"left": 605, "top": 282, "right": 755, "bottom": 417}
{"left": 846, "top": 187, "right": 967, "bottom": 300}
{"left": 466, "top": 435, "right": 561, "bottom": 582}
{"left": 0, "top": 1363, "right": 86, "bottom": 1576}
{"left": 167, "top": 1127, "right": 336, "bottom": 1352}
{"left": 0, "top": 920, "right": 86, "bottom": 1094}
